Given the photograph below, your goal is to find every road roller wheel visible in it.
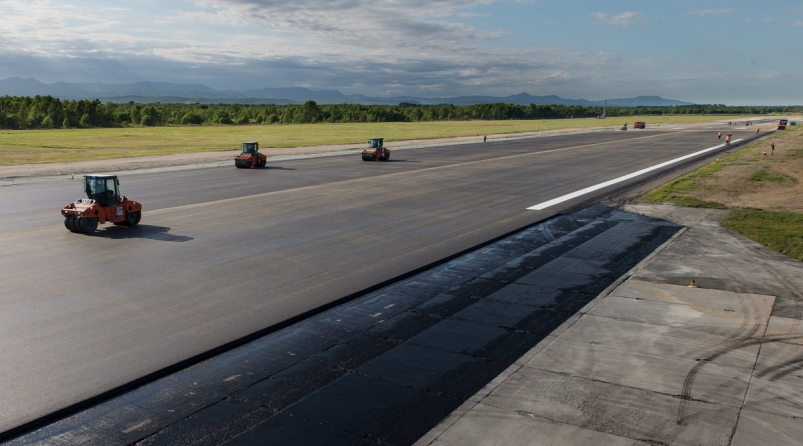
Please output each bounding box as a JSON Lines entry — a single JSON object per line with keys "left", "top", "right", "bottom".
{"left": 64, "top": 216, "right": 72, "bottom": 231}
{"left": 81, "top": 217, "right": 99, "bottom": 234}
{"left": 68, "top": 215, "right": 81, "bottom": 232}
{"left": 126, "top": 211, "right": 141, "bottom": 226}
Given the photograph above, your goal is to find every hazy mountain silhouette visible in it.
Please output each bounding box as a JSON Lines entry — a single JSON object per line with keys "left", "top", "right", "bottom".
{"left": 0, "top": 77, "right": 694, "bottom": 106}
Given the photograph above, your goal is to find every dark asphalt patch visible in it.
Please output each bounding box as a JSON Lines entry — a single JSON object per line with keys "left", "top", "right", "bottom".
{"left": 287, "top": 374, "right": 418, "bottom": 434}
{"left": 6, "top": 206, "right": 681, "bottom": 446}
{"left": 221, "top": 413, "right": 357, "bottom": 446}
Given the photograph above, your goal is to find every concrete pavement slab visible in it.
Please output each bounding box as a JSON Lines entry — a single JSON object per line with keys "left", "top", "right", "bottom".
{"left": 525, "top": 317, "right": 755, "bottom": 408}
{"left": 589, "top": 294, "right": 771, "bottom": 339}
{"left": 482, "top": 367, "right": 741, "bottom": 446}
{"left": 610, "top": 280, "right": 776, "bottom": 323}
{"left": 531, "top": 314, "right": 762, "bottom": 371}
{"left": 422, "top": 403, "right": 647, "bottom": 446}
{"left": 765, "top": 315, "right": 803, "bottom": 345}
{"left": 731, "top": 408, "right": 803, "bottom": 446}
{"left": 422, "top": 204, "right": 803, "bottom": 446}
{"left": 742, "top": 342, "right": 803, "bottom": 418}
{"left": 623, "top": 205, "right": 803, "bottom": 320}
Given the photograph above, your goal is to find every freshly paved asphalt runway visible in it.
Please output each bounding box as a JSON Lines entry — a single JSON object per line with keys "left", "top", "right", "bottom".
{"left": 0, "top": 128, "right": 757, "bottom": 435}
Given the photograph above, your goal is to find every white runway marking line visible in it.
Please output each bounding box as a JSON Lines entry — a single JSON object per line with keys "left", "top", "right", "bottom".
{"left": 527, "top": 139, "right": 743, "bottom": 211}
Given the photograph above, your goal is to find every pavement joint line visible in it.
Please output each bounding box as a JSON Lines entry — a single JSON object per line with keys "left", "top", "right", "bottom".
{"left": 515, "top": 364, "right": 716, "bottom": 405}
{"left": 527, "top": 141, "right": 744, "bottom": 210}
{"left": 731, "top": 291, "right": 776, "bottom": 444}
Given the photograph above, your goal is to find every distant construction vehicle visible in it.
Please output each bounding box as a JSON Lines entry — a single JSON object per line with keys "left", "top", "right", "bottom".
{"left": 778, "top": 119, "right": 788, "bottom": 130}
{"left": 62, "top": 175, "right": 142, "bottom": 233}
{"left": 633, "top": 121, "right": 646, "bottom": 129}
{"left": 361, "top": 138, "right": 390, "bottom": 161}
{"left": 235, "top": 142, "right": 267, "bottom": 168}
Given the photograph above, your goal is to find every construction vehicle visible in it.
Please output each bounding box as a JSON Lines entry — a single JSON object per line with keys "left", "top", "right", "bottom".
{"left": 361, "top": 138, "right": 390, "bottom": 161}
{"left": 61, "top": 175, "right": 142, "bottom": 233}
{"left": 235, "top": 142, "right": 267, "bottom": 168}
{"left": 778, "top": 119, "right": 788, "bottom": 130}
{"left": 633, "top": 121, "right": 646, "bottom": 129}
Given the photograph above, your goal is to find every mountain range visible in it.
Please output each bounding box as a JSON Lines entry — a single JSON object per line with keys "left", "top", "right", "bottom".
{"left": 0, "top": 77, "right": 694, "bottom": 107}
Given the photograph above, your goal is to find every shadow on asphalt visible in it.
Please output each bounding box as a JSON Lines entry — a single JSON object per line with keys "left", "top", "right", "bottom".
{"left": 93, "top": 225, "right": 194, "bottom": 242}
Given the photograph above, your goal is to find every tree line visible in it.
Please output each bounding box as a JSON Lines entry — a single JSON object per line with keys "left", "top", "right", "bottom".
{"left": 1, "top": 95, "right": 801, "bottom": 130}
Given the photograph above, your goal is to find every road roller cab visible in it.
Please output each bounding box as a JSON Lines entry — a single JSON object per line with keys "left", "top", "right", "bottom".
{"left": 235, "top": 142, "right": 267, "bottom": 168}
{"left": 61, "top": 175, "right": 142, "bottom": 233}
{"left": 361, "top": 138, "right": 390, "bottom": 161}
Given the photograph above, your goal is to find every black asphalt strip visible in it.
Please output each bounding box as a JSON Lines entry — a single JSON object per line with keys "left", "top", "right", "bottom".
{"left": 5, "top": 206, "right": 681, "bottom": 446}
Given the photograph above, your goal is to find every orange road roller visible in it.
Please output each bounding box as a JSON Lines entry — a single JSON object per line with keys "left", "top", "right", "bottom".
{"left": 61, "top": 175, "right": 142, "bottom": 233}
{"left": 361, "top": 138, "right": 390, "bottom": 161}
{"left": 235, "top": 142, "right": 267, "bottom": 168}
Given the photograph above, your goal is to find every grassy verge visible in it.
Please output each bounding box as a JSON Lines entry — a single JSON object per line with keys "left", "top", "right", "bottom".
{"left": 634, "top": 162, "right": 729, "bottom": 209}
{"left": 0, "top": 114, "right": 749, "bottom": 165}
{"left": 635, "top": 126, "right": 803, "bottom": 262}
{"left": 722, "top": 210, "right": 803, "bottom": 261}
{"left": 633, "top": 132, "right": 787, "bottom": 209}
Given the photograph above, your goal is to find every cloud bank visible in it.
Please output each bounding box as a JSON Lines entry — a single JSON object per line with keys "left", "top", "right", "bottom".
{"left": 0, "top": 0, "right": 800, "bottom": 103}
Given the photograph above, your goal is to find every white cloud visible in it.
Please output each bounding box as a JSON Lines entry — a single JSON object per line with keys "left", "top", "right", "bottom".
{"left": 591, "top": 11, "right": 647, "bottom": 28}
{"left": 0, "top": 0, "right": 637, "bottom": 96}
{"left": 686, "top": 9, "right": 736, "bottom": 17}
{"left": 794, "top": 21, "right": 803, "bottom": 27}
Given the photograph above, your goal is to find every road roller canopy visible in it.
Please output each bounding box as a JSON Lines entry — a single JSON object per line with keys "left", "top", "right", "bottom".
{"left": 84, "top": 175, "right": 121, "bottom": 205}
{"left": 368, "top": 138, "right": 384, "bottom": 149}
{"left": 242, "top": 142, "right": 259, "bottom": 154}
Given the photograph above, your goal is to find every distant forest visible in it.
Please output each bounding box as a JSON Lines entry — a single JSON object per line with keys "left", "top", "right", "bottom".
{"left": 1, "top": 95, "right": 801, "bottom": 130}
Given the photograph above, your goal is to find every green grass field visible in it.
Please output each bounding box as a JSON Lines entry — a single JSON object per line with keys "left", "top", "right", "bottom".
{"left": 722, "top": 210, "right": 803, "bottom": 261}
{"left": 0, "top": 115, "right": 750, "bottom": 165}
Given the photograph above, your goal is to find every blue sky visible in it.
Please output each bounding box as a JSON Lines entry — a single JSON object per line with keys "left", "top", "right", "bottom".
{"left": 1, "top": 0, "right": 801, "bottom": 103}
